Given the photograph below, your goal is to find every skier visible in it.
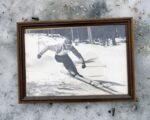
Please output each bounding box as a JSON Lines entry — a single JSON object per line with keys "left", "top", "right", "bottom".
{"left": 37, "top": 37, "right": 86, "bottom": 77}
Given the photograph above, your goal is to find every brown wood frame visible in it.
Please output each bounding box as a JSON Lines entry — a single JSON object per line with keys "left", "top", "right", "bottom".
{"left": 17, "top": 17, "right": 135, "bottom": 103}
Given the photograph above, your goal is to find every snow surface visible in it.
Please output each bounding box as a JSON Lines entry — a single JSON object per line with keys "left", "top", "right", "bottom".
{"left": 25, "top": 33, "right": 128, "bottom": 96}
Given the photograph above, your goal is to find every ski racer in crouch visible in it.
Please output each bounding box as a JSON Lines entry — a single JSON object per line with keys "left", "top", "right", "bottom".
{"left": 37, "top": 37, "right": 86, "bottom": 78}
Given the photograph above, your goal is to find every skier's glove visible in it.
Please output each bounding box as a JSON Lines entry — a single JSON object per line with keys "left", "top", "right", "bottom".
{"left": 37, "top": 54, "right": 42, "bottom": 59}
{"left": 82, "top": 63, "right": 86, "bottom": 69}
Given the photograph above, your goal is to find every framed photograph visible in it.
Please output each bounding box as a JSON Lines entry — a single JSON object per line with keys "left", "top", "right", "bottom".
{"left": 17, "top": 17, "right": 135, "bottom": 103}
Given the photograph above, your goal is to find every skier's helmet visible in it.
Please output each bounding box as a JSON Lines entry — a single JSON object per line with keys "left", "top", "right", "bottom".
{"left": 64, "top": 38, "right": 72, "bottom": 45}
{"left": 64, "top": 38, "right": 72, "bottom": 49}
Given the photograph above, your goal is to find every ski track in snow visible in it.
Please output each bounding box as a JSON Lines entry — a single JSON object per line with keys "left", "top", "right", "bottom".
{"left": 25, "top": 34, "right": 128, "bottom": 96}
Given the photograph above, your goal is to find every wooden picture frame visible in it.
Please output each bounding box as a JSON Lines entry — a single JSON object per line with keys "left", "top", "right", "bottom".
{"left": 17, "top": 17, "right": 135, "bottom": 103}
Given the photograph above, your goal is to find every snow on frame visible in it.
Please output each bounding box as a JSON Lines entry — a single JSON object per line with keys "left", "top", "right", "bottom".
{"left": 25, "top": 33, "right": 128, "bottom": 96}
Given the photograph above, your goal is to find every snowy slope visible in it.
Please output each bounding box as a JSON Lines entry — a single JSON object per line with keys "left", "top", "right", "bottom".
{"left": 25, "top": 33, "right": 128, "bottom": 96}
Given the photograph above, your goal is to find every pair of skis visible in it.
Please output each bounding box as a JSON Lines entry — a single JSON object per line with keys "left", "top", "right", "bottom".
{"left": 74, "top": 58, "right": 124, "bottom": 94}
{"left": 73, "top": 75, "right": 125, "bottom": 95}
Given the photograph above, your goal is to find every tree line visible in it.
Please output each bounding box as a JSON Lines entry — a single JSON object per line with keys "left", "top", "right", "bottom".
{"left": 27, "top": 25, "right": 126, "bottom": 46}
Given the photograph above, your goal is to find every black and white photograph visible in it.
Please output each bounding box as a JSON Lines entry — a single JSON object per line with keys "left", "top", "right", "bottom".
{"left": 25, "top": 25, "right": 128, "bottom": 96}
{"left": 17, "top": 18, "right": 135, "bottom": 102}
